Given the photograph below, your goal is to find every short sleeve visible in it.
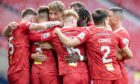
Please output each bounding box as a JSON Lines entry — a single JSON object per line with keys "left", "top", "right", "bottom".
{"left": 75, "top": 30, "right": 89, "bottom": 43}
{"left": 29, "top": 31, "right": 54, "bottom": 42}
{"left": 116, "top": 34, "right": 126, "bottom": 49}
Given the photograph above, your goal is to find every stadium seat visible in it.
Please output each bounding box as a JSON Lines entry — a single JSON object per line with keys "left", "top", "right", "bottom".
{"left": 112, "top": 0, "right": 140, "bottom": 17}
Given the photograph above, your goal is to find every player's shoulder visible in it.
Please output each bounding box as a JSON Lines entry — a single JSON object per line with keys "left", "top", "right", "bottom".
{"left": 114, "top": 27, "right": 128, "bottom": 34}
{"left": 19, "top": 22, "right": 31, "bottom": 27}
{"left": 92, "top": 27, "right": 111, "bottom": 33}
{"left": 19, "top": 22, "right": 29, "bottom": 25}
{"left": 47, "top": 25, "right": 61, "bottom": 32}
{"left": 113, "top": 32, "right": 123, "bottom": 42}
{"left": 114, "top": 27, "right": 130, "bottom": 38}
{"left": 63, "top": 27, "right": 89, "bottom": 32}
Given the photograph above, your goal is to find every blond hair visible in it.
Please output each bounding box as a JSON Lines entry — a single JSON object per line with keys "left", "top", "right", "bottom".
{"left": 63, "top": 9, "right": 79, "bottom": 20}
{"left": 48, "top": 1, "right": 65, "bottom": 13}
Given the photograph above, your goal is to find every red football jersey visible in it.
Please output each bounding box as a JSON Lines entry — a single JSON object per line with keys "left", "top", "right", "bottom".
{"left": 76, "top": 28, "right": 126, "bottom": 80}
{"left": 87, "top": 21, "right": 95, "bottom": 27}
{"left": 114, "top": 27, "right": 130, "bottom": 78}
{"left": 114, "top": 27, "right": 130, "bottom": 46}
{"left": 8, "top": 22, "right": 30, "bottom": 74}
{"left": 31, "top": 42, "right": 57, "bottom": 74}
{"left": 29, "top": 30, "right": 57, "bottom": 74}
{"left": 30, "top": 27, "right": 89, "bottom": 75}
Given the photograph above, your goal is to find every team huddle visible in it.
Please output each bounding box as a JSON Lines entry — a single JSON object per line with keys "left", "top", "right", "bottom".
{"left": 3, "top": 1, "right": 133, "bottom": 84}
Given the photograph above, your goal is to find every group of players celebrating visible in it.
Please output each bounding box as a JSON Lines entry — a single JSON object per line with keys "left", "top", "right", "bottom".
{"left": 3, "top": 1, "right": 133, "bottom": 84}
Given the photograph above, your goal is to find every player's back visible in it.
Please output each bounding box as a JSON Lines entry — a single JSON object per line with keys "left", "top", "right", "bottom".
{"left": 86, "top": 28, "right": 124, "bottom": 80}
{"left": 8, "top": 22, "right": 30, "bottom": 74}
{"left": 51, "top": 27, "right": 88, "bottom": 75}
{"left": 114, "top": 27, "right": 130, "bottom": 38}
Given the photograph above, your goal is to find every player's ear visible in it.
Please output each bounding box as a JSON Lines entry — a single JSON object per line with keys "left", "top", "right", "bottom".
{"left": 104, "top": 19, "right": 107, "bottom": 26}
{"left": 104, "top": 17, "right": 109, "bottom": 27}
{"left": 72, "top": 19, "right": 75, "bottom": 24}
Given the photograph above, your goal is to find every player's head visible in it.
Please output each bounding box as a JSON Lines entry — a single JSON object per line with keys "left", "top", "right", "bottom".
{"left": 37, "top": 6, "right": 49, "bottom": 23}
{"left": 77, "top": 8, "right": 91, "bottom": 27}
{"left": 92, "top": 8, "right": 109, "bottom": 26}
{"left": 21, "top": 8, "right": 37, "bottom": 22}
{"left": 63, "top": 9, "right": 79, "bottom": 27}
{"left": 70, "top": 1, "right": 85, "bottom": 12}
{"left": 48, "top": 1, "right": 65, "bottom": 21}
{"left": 109, "top": 7, "right": 123, "bottom": 27}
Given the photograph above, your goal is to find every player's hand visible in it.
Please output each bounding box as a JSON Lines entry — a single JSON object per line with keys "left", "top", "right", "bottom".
{"left": 116, "top": 51, "right": 123, "bottom": 60}
{"left": 40, "top": 42, "right": 54, "bottom": 49}
{"left": 53, "top": 28, "right": 61, "bottom": 34}
{"left": 8, "top": 21, "right": 18, "bottom": 31}
{"left": 116, "top": 50, "right": 127, "bottom": 60}
{"left": 65, "top": 53, "right": 80, "bottom": 63}
{"left": 54, "top": 21, "right": 63, "bottom": 26}
{"left": 47, "top": 21, "right": 62, "bottom": 28}
{"left": 31, "top": 52, "right": 47, "bottom": 62}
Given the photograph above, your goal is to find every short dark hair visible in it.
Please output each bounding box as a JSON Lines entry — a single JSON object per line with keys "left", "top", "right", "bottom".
{"left": 109, "top": 7, "right": 123, "bottom": 18}
{"left": 21, "top": 8, "right": 37, "bottom": 18}
{"left": 109, "top": 7, "right": 123, "bottom": 13}
{"left": 70, "top": 1, "right": 85, "bottom": 11}
{"left": 77, "top": 8, "right": 91, "bottom": 27}
{"left": 92, "top": 8, "right": 109, "bottom": 24}
{"left": 38, "top": 6, "right": 49, "bottom": 14}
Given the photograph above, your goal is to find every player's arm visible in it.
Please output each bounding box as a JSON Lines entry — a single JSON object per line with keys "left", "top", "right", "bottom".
{"left": 117, "top": 36, "right": 133, "bottom": 60}
{"left": 116, "top": 49, "right": 124, "bottom": 60}
{"left": 119, "top": 46, "right": 133, "bottom": 59}
{"left": 3, "top": 25, "right": 11, "bottom": 37}
{"left": 29, "top": 32, "right": 42, "bottom": 42}
{"left": 29, "top": 21, "right": 62, "bottom": 30}
{"left": 29, "top": 31, "right": 52, "bottom": 43}
{"left": 54, "top": 28, "right": 82, "bottom": 47}
{"left": 3, "top": 21, "right": 17, "bottom": 37}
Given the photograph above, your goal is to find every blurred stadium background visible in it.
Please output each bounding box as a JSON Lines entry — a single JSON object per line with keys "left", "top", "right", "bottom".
{"left": 0, "top": 0, "right": 140, "bottom": 84}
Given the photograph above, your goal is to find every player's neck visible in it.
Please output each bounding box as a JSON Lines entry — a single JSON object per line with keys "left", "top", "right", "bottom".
{"left": 37, "top": 19, "right": 47, "bottom": 23}
{"left": 20, "top": 19, "right": 30, "bottom": 23}
{"left": 113, "top": 22, "right": 123, "bottom": 31}
{"left": 63, "top": 22, "right": 77, "bottom": 28}
{"left": 96, "top": 24, "right": 105, "bottom": 29}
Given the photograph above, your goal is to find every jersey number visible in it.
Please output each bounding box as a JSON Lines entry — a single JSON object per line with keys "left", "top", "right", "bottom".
{"left": 101, "top": 46, "right": 112, "bottom": 63}
{"left": 8, "top": 36, "right": 14, "bottom": 55}
{"left": 66, "top": 47, "right": 83, "bottom": 57}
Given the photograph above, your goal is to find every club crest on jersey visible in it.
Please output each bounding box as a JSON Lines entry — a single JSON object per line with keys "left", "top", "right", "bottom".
{"left": 43, "top": 33, "right": 50, "bottom": 38}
